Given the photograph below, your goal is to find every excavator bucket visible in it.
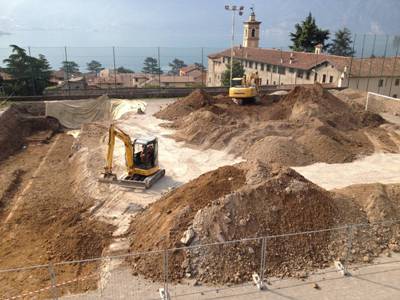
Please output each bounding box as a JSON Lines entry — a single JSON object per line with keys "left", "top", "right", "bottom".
{"left": 99, "top": 169, "right": 165, "bottom": 189}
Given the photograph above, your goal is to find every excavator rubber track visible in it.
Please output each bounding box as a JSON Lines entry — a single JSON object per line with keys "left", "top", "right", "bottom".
{"left": 99, "top": 169, "right": 165, "bottom": 189}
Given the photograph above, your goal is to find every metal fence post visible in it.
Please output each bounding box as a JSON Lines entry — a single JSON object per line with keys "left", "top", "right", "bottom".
{"left": 158, "top": 47, "right": 161, "bottom": 91}
{"left": 344, "top": 225, "right": 353, "bottom": 275}
{"left": 388, "top": 43, "right": 400, "bottom": 97}
{"left": 252, "top": 237, "right": 267, "bottom": 290}
{"left": 365, "top": 34, "right": 376, "bottom": 92}
{"left": 356, "top": 34, "right": 366, "bottom": 89}
{"left": 48, "top": 263, "right": 58, "bottom": 300}
{"left": 259, "top": 237, "right": 266, "bottom": 283}
{"left": 378, "top": 35, "right": 389, "bottom": 94}
{"left": 27, "top": 46, "right": 36, "bottom": 96}
{"left": 158, "top": 249, "right": 170, "bottom": 300}
{"left": 112, "top": 46, "right": 117, "bottom": 94}
{"left": 64, "top": 46, "right": 70, "bottom": 97}
{"left": 201, "top": 47, "right": 205, "bottom": 87}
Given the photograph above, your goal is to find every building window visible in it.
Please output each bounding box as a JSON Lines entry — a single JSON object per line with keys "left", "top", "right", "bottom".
{"left": 260, "top": 63, "right": 264, "bottom": 71}
{"left": 249, "top": 61, "right": 253, "bottom": 68}
{"left": 272, "top": 65, "right": 277, "bottom": 73}
{"left": 266, "top": 79, "right": 269, "bottom": 84}
{"left": 255, "top": 62, "right": 258, "bottom": 69}
{"left": 314, "top": 73, "right": 318, "bottom": 81}
{"left": 278, "top": 66, "right": 285, "bottom": 75}
{"left": 329, "top": 76, "right": 333, "bottom": 83}
{"left": 395, "top": 78, "right": 399, "bottom": 86}
{"left": 378, "top": 79, "right": 384, "bottom": 87}
{"left": 306, "top": 72, "right": 311, "bottom": 80}
{"left": 273, "top": 81, "right": 276, "bottom": 85}
{"left": 251, "top": 28, "right": 256, "bottom": 38}
{"left": 267, "top": 65, "right": 271, "bottom": 72}
{"left": 297, "top": 70, "right": 304, "bottom": 78}
{"left": 322, "top": 74, "right": 326, "bottom": 83}
{"left": 393, "top": 94, "right": 397, "bottom": 98}
{"left": 289, "top": 68, "right": 295, "bottom": 73}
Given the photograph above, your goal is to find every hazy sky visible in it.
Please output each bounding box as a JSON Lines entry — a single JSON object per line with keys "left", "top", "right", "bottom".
{"left": 0, "top": 0, "right": 399, "bottom": 48}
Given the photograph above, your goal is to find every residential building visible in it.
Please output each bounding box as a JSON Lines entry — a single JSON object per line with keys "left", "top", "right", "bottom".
{"left": 159, "top": 75, "right": 197, "bottom": 88}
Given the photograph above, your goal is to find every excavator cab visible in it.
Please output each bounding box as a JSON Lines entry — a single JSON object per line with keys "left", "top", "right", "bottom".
{"left": 100, "top": 124, "right": 165, "bottom": 189}
{"left": 133, "top": 137, "right": 158, "bottom": 170}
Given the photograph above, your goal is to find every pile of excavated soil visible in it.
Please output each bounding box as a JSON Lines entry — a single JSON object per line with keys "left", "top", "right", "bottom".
{"left": 157, "top": 85, "right": 395, "bottom": 166}
{"left": 0, "top": 104, "right": 60, "bottom": 161}
{"left": 128, "top": 160, "right": 400, "bottom": 284}
{"left": 128, "top": 161, "right": 341, "bottom": 283}
{"left": 334, "top": 183, "right": 400, "bottom": 222}
{"left": 154, "top": 89, "right": 214, "bottom": 121}
{"left": 246, "top": 136, "right": 315, "bottom": 166}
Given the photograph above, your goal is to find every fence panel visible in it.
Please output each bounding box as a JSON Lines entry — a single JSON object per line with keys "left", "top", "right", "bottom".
{"left": 0, "top": 265, "right": 53, "bottom": 300}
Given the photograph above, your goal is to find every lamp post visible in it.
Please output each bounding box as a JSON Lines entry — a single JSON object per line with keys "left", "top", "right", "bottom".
{"left": 225, "top": 5, "right": 244, "bottom": 87}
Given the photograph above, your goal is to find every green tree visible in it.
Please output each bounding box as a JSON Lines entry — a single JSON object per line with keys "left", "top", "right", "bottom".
{"left": 142, "top": 57, "right": 162, "bottom": 74}
{"left": 2, "top": 45, "right": 52, "bottom": 96}
{"left": 289, "top": 13, "right": 330, "bottom": 52}
{"left": 168, "top": 58, "right": 187, "bottom": 75}
{"left": 117, "top": 66, "right": 134, "bottom": 73}
{"left": 328, "top": 28, "right": 355, "bottom": 56}
{"left": 221, "top": 60, "right": 245, "bottom": 87}
{"left": 61, "top": 61, "right": 79, "bottom": 78}
{"left": 86, "top": 60, "right": 104, "bottom": 75}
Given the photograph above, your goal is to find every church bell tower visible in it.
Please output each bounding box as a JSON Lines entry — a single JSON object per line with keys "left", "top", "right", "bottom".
{"left": 243, "top": 8, "right": 261, "bottom": 48}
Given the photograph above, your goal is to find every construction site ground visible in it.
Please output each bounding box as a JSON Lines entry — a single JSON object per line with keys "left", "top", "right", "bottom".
{"left": 60, "top": 254, "right": 400, "bottom": 300}
{"left": 1, "top": 87, "right": 400, "bottom": 298}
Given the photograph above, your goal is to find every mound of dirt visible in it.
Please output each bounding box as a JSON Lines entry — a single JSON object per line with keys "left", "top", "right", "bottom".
{"left": 334, "top": 183, "right": 400, "bottom": 222}
{"left": 246, "top": 136, "right": 315, "bottom": 166}
{"left": 0, "top": 104, "right": 60, "bottom": 161}
{"left": 154, "top": 89, "right": 214, "bottom": 120}
{"left": 156, "top": 84, "right": 392, "bottom": 166}
{"left": 128, "top": 165, "right": 245, "bottom": 251}
{"left": 128, "top": 161, "right": 341, "bottom": 283}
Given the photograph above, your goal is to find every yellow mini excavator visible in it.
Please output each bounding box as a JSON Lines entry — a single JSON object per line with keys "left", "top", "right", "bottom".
{"left": 229, "top": 72, "right": 262, "bottom": 105}
{"left": 99, "top": 124, "right": 165, "bottom": 189}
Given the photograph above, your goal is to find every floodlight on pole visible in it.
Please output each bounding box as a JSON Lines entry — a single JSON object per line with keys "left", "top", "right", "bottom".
{"left": 225, "top": 5, "right": 244, "bottom": 87}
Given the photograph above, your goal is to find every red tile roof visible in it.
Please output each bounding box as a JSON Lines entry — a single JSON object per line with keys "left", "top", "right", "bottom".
{"left": 209, "top": 47, "right": 400, "bottom": 77}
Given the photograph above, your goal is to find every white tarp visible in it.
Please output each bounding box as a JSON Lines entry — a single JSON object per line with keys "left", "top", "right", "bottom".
{"left": 45, "top": 95, "right": 146, "bottom": 129}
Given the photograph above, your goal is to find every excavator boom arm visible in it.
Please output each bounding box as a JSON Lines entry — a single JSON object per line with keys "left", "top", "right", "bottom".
{"left": 104, "top": 124, "right": 135, "bottom": 175}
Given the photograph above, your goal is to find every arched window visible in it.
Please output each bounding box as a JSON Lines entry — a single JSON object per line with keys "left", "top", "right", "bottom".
{"left": 251, "top": 28, "right": 256, "bottom": 37}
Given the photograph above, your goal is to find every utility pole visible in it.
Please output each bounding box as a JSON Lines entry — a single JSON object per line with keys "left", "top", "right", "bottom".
{"left": 225, "top": 5, "right": 244, "bottom": 87}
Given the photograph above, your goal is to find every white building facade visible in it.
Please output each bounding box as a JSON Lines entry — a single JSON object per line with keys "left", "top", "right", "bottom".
{"left": 207, "top": 12, "right": 400, "bottom": 98}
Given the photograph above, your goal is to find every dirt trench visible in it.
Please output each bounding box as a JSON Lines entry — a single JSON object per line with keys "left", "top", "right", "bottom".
{"left": 0, "top": 110, "right": 114, "bottom": 298}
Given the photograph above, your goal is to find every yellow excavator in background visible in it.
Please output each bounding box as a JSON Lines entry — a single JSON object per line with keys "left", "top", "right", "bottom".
{"left": 99, "top": 124, "right": 165, "bottom": 189}
{"left": 229, "top": 72, "right": 262, "bottom": 105}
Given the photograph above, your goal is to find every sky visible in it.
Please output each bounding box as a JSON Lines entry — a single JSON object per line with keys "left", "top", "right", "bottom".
{"left": 0, "top": 0, "right": 399, "bottom": 71}
{"left": 1, "top": 0, "right": 399, "bottom": 48}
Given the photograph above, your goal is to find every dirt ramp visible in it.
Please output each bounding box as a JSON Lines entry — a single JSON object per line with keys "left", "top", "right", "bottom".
{"left": 0, "top": 104, "right": 60, "bottom": 161}
{"left": 128, "top": 161, "right": 340, "bottom": 283}
{"left": 154, "top": 89, "right": 214, "bottom": 121}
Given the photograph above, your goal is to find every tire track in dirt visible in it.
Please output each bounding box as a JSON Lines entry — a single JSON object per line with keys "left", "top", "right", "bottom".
{"left": 4, "top": 135, "right": 61, "bottom": 223}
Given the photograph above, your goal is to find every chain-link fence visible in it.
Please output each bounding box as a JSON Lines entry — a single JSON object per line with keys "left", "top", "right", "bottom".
{"left": 1, "top": 218, "right": 399, "bottom": 299}
{"left": 0, "top": 34, "right": 399, "bottom": 98}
